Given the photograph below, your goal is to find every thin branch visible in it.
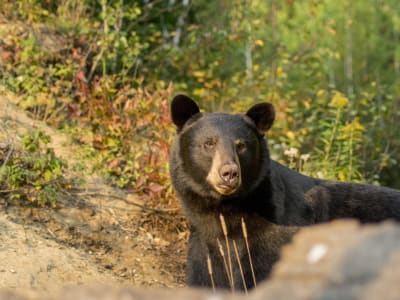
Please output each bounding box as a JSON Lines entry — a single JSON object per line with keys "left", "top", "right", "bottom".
{"left": 71, "top": 190, "right": 175, "bottom": 215}
{"left": 2, "top": 143, "right": 14, "bottom": 167}
{"left": 0, "top": 189, "right": 19, "bottom": 193}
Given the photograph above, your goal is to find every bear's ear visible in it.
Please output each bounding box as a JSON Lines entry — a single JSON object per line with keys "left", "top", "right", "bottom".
{"left": 171, "top": 94, "right": 200, "bottom": 130}
{"left": 245, "top": 102, "right": 275, "bottom": 133}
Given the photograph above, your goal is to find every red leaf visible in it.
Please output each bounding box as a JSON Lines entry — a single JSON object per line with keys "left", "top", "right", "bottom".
{"left": 108, "top": 158, "right": 121, "bottom": 169}
{"left": 148, "top": 183, "right": 164, "bottom": 193}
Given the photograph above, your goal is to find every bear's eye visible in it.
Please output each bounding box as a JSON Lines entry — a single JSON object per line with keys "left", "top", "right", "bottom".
{"left": 235, "top": 140, "right": 247, "bottom": 152}
{"left": 204, "top": 139, "right": 216, "bottom": 149}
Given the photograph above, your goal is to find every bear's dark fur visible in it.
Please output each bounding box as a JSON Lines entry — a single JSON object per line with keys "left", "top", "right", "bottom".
{"left": 169, "top": 94, "right": 400, "bottom": 290}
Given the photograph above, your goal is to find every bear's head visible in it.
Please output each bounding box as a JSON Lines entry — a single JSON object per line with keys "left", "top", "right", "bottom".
{"left": 170, "top": 94, "right": 275, "bottom": 203}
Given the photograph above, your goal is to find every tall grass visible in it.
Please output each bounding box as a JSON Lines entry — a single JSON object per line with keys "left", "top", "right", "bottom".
{"left": 208, "top": 214, "right": 257, "bottom": 293}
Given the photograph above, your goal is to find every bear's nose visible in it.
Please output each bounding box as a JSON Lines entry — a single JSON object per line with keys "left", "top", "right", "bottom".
{"left": 219, "top": 164, "right": 239, "bottom": 186}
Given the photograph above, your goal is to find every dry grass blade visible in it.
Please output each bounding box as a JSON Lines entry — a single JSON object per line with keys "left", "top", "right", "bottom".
{"left": 242, "top": 217, "right": 257, "bottom": 288}
{"left": 219, "top": 213, "right": 228, "bottom": 236}
{"left": 219, "top": 214, "right": 235, "bottom": 291}
{"left": 217, "top": 238, "right": 232, "bottom": 286}
{"left": 233, "top": 239, "right": 248, "bottom": 295}
{"left": 207, "top": 254, "right": 216, "bottom": 293}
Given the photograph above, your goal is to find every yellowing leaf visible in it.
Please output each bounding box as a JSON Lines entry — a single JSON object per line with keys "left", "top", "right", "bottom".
{"left": 303, "top": 100, "right": 311, "bottom": 109}
{"left": 316, "top": 89, "right": 326, "bottom": 98}
{"left": 338, "top": 171, "right": 346, "bottom": 181}
{"left": 276, "top": 67, "right": 284, "bottom": 78}
{"left": 44, "top": 170, "right": 52, "bottom": 182}
{"left": 193, "top": 88, "right": 205, "bottom": 97}
{"left": 286, "top": 131, "right": 296, "bottom": 141}
{"left": 329, "top": 92, "right": 349, "bottom": 109}
{"left": 327, "top": 27, "right": 336, "bottom": 35}
{"left": 193, "top": 71, "right": 206, "bottom": 78}
{"left": 255, "top": 39, "right": 264, "bottom": 47}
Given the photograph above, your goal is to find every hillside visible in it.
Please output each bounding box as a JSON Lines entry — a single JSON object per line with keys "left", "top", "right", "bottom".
{"left": 0, "top": 94, "right": 186, "bottom": 293}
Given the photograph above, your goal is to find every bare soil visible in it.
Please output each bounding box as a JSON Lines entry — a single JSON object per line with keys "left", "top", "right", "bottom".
{"left": 0, "top": 94, "right": 187, "bottom": 294}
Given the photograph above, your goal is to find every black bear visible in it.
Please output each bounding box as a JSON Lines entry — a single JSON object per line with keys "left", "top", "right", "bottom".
{"left": 169, "top": 94, "right": 400, "bottom": 291}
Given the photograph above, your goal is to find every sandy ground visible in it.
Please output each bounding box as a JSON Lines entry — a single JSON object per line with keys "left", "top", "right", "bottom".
{"left": 0, "top": 213, "right": 123, "bottom": 294}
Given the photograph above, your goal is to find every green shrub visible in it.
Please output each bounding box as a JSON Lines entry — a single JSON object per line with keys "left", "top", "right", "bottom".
{"left": 0, "top": 130, "right": 68, "bottom": 206}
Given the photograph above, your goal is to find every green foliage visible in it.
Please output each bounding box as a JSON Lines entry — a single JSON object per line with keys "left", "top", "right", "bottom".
{"left": 303, "top": 92, "right": 366, "bottom": 181}
{"left": 1, "top": 0, "right": 399, "bottom": 191}
{"left": 0, "top": 131, "right": 68, "bottom": 206}
{"left": 0, "top": 1, "right": 182, "bottom": 202}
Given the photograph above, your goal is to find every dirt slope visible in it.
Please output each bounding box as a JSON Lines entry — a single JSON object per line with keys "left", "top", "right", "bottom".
{"left": 0, "top": 94, "right": 186, "bottom": 293}
{"left": 0, "top": 213, "right": 122, "bottom": 293}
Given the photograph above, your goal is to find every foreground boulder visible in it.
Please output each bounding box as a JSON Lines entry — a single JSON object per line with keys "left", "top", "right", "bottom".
{"left": 1, "top": 220, "right": 399, "bottom": 300}
{"left": 254, "top": 219, "right": 400, "bottom": 300}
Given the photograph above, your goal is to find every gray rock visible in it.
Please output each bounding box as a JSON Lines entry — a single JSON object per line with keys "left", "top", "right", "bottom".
{"left": 252, "top": 220, "right": 400, "bottom": 300}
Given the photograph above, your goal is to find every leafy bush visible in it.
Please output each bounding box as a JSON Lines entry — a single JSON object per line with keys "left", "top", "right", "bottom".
{"left": 280, "top": 92, "right": 366, "bottom": 182}
{"left": 70, "top": 80, "right": 175, "bottom": 202}
{"left": 0, "top": 1, "right": 175, "bottom": 204}
{"left": 0, "top": 130, "right": 69, "bottom": 206}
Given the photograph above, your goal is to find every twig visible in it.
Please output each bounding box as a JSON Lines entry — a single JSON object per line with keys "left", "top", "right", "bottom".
{"left": 88, "top": 45, "right": 105, "bottom": 81}
{"left": 47, "top": 228, "right": 57, "bottom": 239}
{"left": 2, "top": 143, "right": 14, "bottom": 167}
{"left": 0, "top": 189, "right": 18, "bottom": 193}
{"left": 71, "top": 190, "right": 173, "bottom": 215}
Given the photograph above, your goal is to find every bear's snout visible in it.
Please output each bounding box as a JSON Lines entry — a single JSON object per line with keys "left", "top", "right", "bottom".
{"left": 219, "top": 164, "right": 239, "bottom": 187}
{"left": 205, "top": 146, "right": 242, "bottom": 196}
